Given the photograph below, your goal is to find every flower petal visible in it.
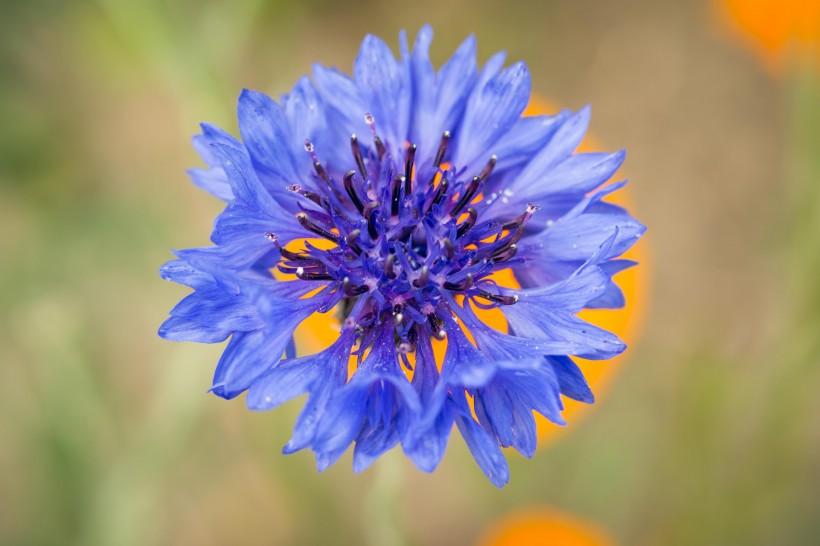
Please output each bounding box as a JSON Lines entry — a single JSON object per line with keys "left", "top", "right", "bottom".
{"left": 453, "top": 393, "right": 509, "bottom": 488}
{"left": 354, "top": 34, "right": 411, "bottom": 158}
{"left": 237, "top": 89, "right": 298, "bottom": 183}
{"left": 453, "top": 61, "right": 531, "bottom": 170}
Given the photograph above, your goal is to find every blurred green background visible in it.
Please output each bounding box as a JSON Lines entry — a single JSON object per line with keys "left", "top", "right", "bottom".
{"left": 2, "top": 0, "right": 819, "bottom": 544}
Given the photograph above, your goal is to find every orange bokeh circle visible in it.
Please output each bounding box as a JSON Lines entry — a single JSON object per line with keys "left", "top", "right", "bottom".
{"left": 523, "top": 97, "right": 648, "bottom": 447}
{"left": 716, "top": 0, "right": 820, "bottom": 71}
{"left": 477, "top": 506, "right": 614, "bottom": 546}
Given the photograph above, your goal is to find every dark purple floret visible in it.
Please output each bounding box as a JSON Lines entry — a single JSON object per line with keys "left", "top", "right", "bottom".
{"left": 269, "top": 115, "right": 531, "bottom": 346}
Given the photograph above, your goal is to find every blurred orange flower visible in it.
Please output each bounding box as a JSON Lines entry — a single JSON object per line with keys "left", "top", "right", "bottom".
{"left": 478, "top": 507, "right": 614, "bottom": 546}
{"left": 524, "top": 98, "right": 648, "bottom": 447}
{"left": 717, "top": 0, "right": 820, "bottom": 70}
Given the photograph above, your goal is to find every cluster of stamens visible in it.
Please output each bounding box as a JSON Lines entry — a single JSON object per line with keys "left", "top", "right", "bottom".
{"left": 265, "top": 114, "right": 538, "bottom": 346}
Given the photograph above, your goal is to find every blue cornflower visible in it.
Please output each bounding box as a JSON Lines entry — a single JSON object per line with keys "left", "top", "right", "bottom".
{"left": 160, "top": 26, "right": 644, "bottom": 487}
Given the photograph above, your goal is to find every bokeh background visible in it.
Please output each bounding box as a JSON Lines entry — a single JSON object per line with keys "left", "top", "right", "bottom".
{"left": 2, "top": 0, "right": 819, "bottom": 544}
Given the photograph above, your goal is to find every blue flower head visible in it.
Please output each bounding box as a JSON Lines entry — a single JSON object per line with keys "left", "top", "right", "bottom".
{"left": 161, "top": 26, "right": 645, "bottom": 487}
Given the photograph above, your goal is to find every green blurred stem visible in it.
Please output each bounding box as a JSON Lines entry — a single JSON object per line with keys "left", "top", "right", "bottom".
{"left": 362, "top": 453, "right": 405, "bottom": 546}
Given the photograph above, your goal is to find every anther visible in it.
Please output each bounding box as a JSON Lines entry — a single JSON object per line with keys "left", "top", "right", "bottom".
{"left": 492, "top": 243, "right": 518, "bottom": 262}
{"left": 365, "top": 113, "right": 386, "bottom": 160}
{"left": 342, "top": 277, "right": 368, "bottom": 296}
{"left": 384, "top": 253, "right": 397, "bottom": 279}
{"left": 345, "top": 229, "right": 363, "bottom": 255}
{"left": 443, "top": 238, "right": 455, "bottom": 259}
{"left": 296, "top": 267, "right": 335, "bottom": 281}
{"left": 434, "top": 131, "right": 450, "bottom": 168}
{"left": 475, "top": 290, "right": 518, "bottom": 305}
{"left": 502, "top": 202, "right": 540, "bottom": 231}
{"left": 404, "top": 144, "right": 416, "bottom": 193}
{"left": 432, "top": 178, "right": 449, "bottom": 207}
{"left": 456, "top": 207, "right": 478, "bottom": 239}
{"left": 413, "top": 265, "right": 429, "bottom": 288}
{"left": 477, "top": 155, "right": 497, "bottom": 182}
{"left": 364, "top": 201, "right": 381, "bottom": 239}
{"left": 270, "top": 233, "right": 316, "bottom": 262}
{"left": 313, "top": 161, "right": 330, "bottom": 183}
{"left": 286, "top": 184, "right": 326, "bottom": 208}
{"left": 343, "top": 170, "right": 365, "bottom": 214}
{"left": 451, "top": 177, "right": 481, "bottom": 217}
{"left": 296, "top": 212, "right": 340, "bottom": 244}
{"left": 443, "top": 273, "right": 474, "bottom": 291}
{"left": 428, "top": 314, "right": 446, "bottom": 340}
{"left": 391, "top": 175, "right": 404, "bottom": 217}
{"left": 350, "top": 134, "right": 368, "bottom": 179}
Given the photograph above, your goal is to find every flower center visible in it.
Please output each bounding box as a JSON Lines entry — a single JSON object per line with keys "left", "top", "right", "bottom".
{"left": 266, "top": 114, "right": 538, "bottom": 345}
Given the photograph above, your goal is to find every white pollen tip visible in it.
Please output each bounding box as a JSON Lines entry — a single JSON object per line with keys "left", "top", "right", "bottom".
{"left": 296, "top": 267, "right": 305, "bottom": 276}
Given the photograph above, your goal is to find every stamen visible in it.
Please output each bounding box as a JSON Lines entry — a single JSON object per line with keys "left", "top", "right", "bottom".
{"left": 404, "top": 144, "right": 416, "bottom": 193}
{"left": 451, "top": 176, "right": 481, "bottom": 217}
{"left": 350, "top": 134, "right": 368, "bottom": 179}
{"left": 443, "top": 273, "right": 474, "bottom": 291}
{"left": 502, "top": 202, "right": 540, "bottom": 230}
{"left": 456, "top": 207, "right": 478, "bottom": 239}
{"left": 384, "top": 253, "right": 397, "bottom": 279}
{"left": 296, "top": 212, "right": 340, "bottom": 244}
{"left": 391, "top": 175, "right": 404, "bottom": 217}
{"left": 413, "top": 265, "right": 429, "bottom": 288}
{"left": 432, "top": 178, "right": 449, "bottom": 207}
{"left": 286, "top": 184, "right": 326, "bottom": 208}
{"left": 343, "top": 170, "right": 365, "bottom": 213}
{"left": 491, "top": 243, "right": 518, "bottom": 262}
{"left": 443, "top": 238, "right": 455, "bottom": 259}
{"left": 364, "top": 113, "right": 386, "bottom": 160}
{"left": 296, "top": 267, "right": 335, "bottom": 281}
{"left": 313, "top": 161, "right": 330, "bottom": 183}
{"left": 342, "top": 277, "right": 368, "bottom": 296}
{"left": 477, "top": 155, "right": 497, "bottom": 182}
{"left": 345, "top": 229, "right": 363, "bottom": 255}
{"left": 364, "top": 201, "right": 381, "bottom": 239}
{"left": 434, "top": 131, "right": 450, "bottom": 168}
{"left": 278, "top": 245, "right": 316, "bottom": 263}
{"left": 475, "top": 290, "right": 518, "bottom": 305}
{"left": 428, "top": 314, "right": 446, "bottom": 340}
